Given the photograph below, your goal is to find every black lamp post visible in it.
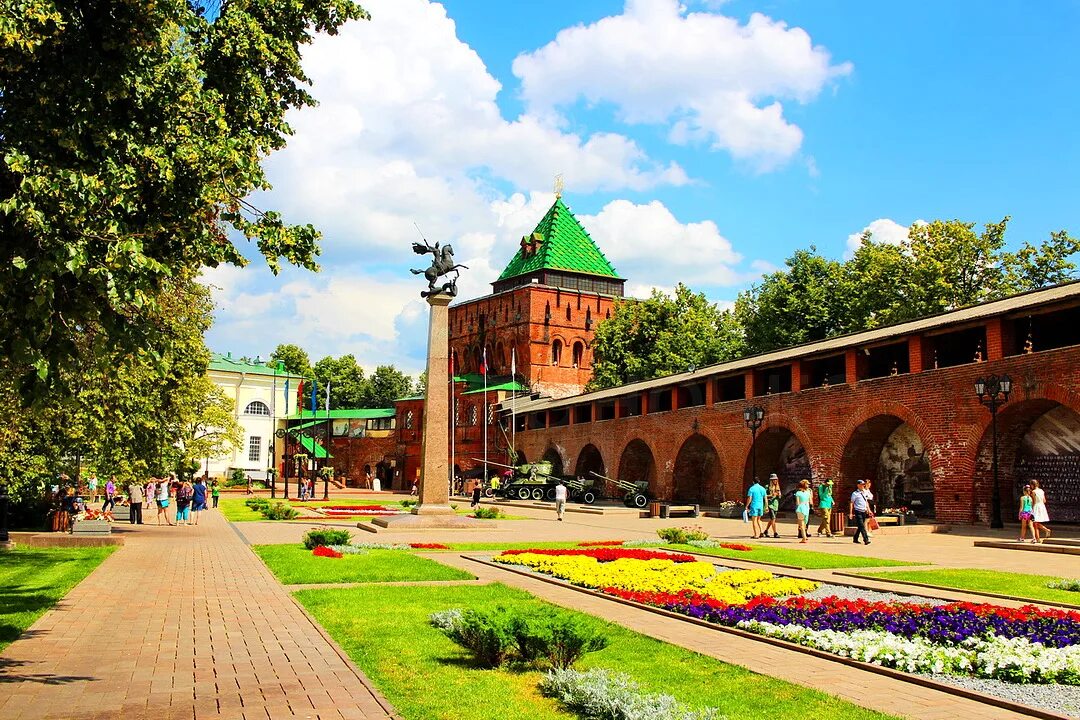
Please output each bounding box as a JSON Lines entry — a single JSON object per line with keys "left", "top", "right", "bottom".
{"left": 975, "top": 373, "right": 1012, "bottom": 529}
{"left": 743, "top": 405, "right": 765, "bottom": 486}
{"left": 0, "top": 484, "right": 10, "bottom": 545}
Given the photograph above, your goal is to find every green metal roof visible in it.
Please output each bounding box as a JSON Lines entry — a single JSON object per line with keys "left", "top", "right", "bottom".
{"left": 288, "top": 408, "right": 396, "bottom": 420}
{"left": 298, "top": 435, "right": 331, "bottom": 459}
{"left": 208, "top": 353, "right": 304, "bottom": 379}
{"left": 497, "top": 197, "right": 620, "bottom": 281}
{"left": 461, "top": 380, "right": 528, "bottom": 396}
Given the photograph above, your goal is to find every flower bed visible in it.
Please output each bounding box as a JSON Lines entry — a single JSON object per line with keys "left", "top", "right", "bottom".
{"left": 498, "top": 548, "right": 695, "bottom": 563}
{"left": 410, "top": 543, "right": 451, "bottom": 550}
{"left": 495, "top": 552, "right": 817, "bottom": 605}
{"left": 312, "top": 545, "right": 344, "bottom": 558}
{"left": 317, "top": 504, "right": 406, "bottom": 517}
{"left": 577, "top": 540, "right": 625, "bottom": 547}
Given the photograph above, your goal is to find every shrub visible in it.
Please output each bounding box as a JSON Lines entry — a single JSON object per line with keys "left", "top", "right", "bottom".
{"left": 225, "top": 468, "right": 248, "bottom": 487}
{"left": 245, "top": 498, "right": 270, "bottom": 510}
{"left": 657, "top": 526, "right": 709, "bottom": 545}
{"left": 510, "top": 612, "right": 608, "bottom": 669}
{"left": 327, "top": 544, "right": 368, "bottom": 555}
{"left": 540, "top": 668, "right": 722, "bottom": 720}
{"left": 1048, "top": 578, "right": 1080, "bottom": 592}
{"left": 472, "top": 506, "right": 502, "bottom": 519}
{"left": 448, "top": 607, "right": 517, "bottom": 668}
{"left": 261, "top": 502, "right": 299, "bottom": 520}
{"left": 302, "top": 528, "right": 353, "bottom": 549}
{"left": 400, "top": 499, "right": 417, "bottom": 508}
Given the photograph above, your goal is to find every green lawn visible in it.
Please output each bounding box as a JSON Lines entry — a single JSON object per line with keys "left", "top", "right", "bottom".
{"left": 296, "top": 582, "right": 897, "bottom": 720}
{"left": 856, "top": 568, "right": 1080, "bottom": 605}
{"left": 253, "top": 544, "right": 474, "bottom": 584}
{"left": 219, "top": 496, "right": 407, "bottom": 522}
{"left": 665, "top": 543, "right": 923, "bottom": 569}
{"left": 0, "top": 546, "right": 117, "bottom": 651}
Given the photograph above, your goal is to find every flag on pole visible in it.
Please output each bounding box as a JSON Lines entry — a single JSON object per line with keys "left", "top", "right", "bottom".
{"left": 325, "top": 381, "right": 331, "bottom": 414}
{"left": 310, "top": 378, "right": 318, "bottom": 415}
{"left": 296, "top": 380, "right": 304, "bottom": 413}
{"left": 511, "top": 347, "right": 516, "bottom": 379}
{"left": 284, "top": 379, "right": 290, "bottom": 416}
{"left": 480, "top": 347, "right": 487, "bottom": 377}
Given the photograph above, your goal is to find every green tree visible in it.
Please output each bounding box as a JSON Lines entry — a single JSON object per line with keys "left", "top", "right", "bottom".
{"left": 414, "top": 370, "right": 428, "bottom": 397}
{"left": 172, "top": 375, "right": 243, "bottom": 474}
{"left": 271, "top": 344, "right": 313, "bottom": 378}
{"left": 588, "top": 284, "right": 745, "bottom": 390}
{"left": 312, "top": 354, "right": 367, "bottom": 409}
{"left": 366, "top": 365, "right": 414, "bottom": 407}
{"left": 1, "top": 0, "right": 368, "bottom": 396}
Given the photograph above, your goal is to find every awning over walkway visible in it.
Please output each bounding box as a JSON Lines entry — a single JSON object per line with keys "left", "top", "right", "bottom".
{"left": 298, "top": 435, "right": 332, "bottom": 459}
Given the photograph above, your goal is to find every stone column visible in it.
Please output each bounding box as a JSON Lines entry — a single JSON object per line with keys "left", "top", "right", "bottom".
{"left": 414, "top": 292, "right": 455, "bottom": 516}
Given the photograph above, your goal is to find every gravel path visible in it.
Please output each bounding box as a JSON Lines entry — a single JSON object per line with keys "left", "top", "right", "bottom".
{"left": 918, "top": 673, "right": 1080, "bottom": 718}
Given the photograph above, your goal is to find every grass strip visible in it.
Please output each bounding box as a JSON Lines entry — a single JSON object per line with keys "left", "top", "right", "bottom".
{"left": 253, "top": 544, "right": 474, "bottom": 584}
{"left": 664, "top": 543, "right": 925, "bottom": 569}
{"left": 0, "top": 546, "right": 117, "bottom": 651}
{"left": 856, "top": 568, "right": 1080, "bottom": 605}
{"left": 219, "top": 496, "right": 406, "bottom": 522}
{"left": 295, "top": 582, "right": 897, "bottom": 720}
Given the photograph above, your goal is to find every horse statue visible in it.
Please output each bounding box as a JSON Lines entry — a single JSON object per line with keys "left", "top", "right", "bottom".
{"left": 411, "top": 238, "right": 468, "bottom": 297}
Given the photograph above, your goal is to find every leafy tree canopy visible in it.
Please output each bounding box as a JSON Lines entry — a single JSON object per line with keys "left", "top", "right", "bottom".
{"left": 0, "top": 0, "right": 368, "bottom": 397}
{"left": 366, "top": 365, "right": 415, "bottom": 408}
{"left": 270, "top": 343, "right": 313, "bottom": 378}
{"left": 588, "top": 284, "right": 745, "bottom": 390}
{"left": 312, "top": 354, "right": 367, "bottom": 409}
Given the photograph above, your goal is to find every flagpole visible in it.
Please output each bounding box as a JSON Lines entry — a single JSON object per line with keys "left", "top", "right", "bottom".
{"left": 483, "top": 347, "right": 488, "bottom": 487}
{"left": 511, "top": 347, "right": 516, "bottom": 463}
{"left": 271, "top": 363, "right": 278, "bottom": 499}
{"left": 324, "top": 381, "right": 331, "bottom": 500}
{"left": 450, "top": 358, "right": 456, "bottom": 496}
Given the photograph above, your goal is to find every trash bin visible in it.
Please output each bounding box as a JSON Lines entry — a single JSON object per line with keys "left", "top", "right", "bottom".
{"left": 659, "top": 504, "right": 670, "bottom": 519}
{"left": 831, "top": 510, "right": 847, "bottom": 535}
{"left": 648, "top": 501, "right": 661, "bottom": 518}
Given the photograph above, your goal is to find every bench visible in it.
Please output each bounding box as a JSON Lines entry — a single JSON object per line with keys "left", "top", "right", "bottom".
{"left": 660, "top": 504, "right": 699, "bottom": 519}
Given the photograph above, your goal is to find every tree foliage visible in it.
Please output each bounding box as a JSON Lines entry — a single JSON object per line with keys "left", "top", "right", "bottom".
{"left": 172, "top": 375, "right": 243, "bottom": 473}
{"left": 312, "top": 354, "right": 367, "bottom": 409}
{"left": 270, "top": 343, "right": 313, "bottom": 378}
{"left": 366, "top": 365, "right": 415, "bottom": 407}
{"left": 735, "top": 218, "right": 1080, "bottom": 355}
{"left": 588, "top": 284, "right": 744, "bottom": 390}
{"left": 273, "top": 345, "right": 417, "bottom": 409}
{"left": 0, "top": 0, "right": 369, "bottom": 397}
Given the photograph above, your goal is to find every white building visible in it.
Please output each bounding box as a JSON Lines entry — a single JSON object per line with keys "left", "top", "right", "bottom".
{"left": 204, "top": 353, "right": 304, "bottom": 481}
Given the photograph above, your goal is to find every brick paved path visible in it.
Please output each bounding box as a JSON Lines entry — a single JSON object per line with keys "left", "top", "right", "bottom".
{"left": 0, "top": 512, "right": 395, "bottom": 720}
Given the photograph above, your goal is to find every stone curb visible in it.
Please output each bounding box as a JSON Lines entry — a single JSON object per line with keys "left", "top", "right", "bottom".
{"left": 462, "top": 554, "right": 1072, "bottom": 720}
{"left": 834, "top": 571, "right": 1080, "bottom": 611}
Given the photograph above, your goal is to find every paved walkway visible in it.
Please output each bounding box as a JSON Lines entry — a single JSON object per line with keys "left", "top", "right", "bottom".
{"left": 0, "top": 511, "right": 395, "bottom": 720}
{"left": 432, "top": 553, "right": 1036, "bottom": 720}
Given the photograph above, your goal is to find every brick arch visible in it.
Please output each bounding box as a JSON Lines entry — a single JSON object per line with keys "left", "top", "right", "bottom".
{"left": 574, "top": 443, "right": 605, "bottom": 480}
{"left": 969, "top": 382, "right": 1080, "bottom": 524}
{"left": 835, "top": 401, "right": 936, "bottom": 469}
{"left": 616, "top": 438, "right": 660, "bottom": 498}
{"left": 540, "top": 444, "right": 570, "bottom": 477}
{"left": 672, "top": 433, "right": 724, "bottom": 505}
{"left": 741, "top": 413, "right": 818, "bottom": 491}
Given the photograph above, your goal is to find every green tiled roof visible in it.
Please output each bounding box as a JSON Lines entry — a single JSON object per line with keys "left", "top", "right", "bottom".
{"left": 497, "top": 197, "right": 620, "bottom": 281}
{"left": 288, "top": 408, "right": 396, "bottom": 421}
{"left": 461, "top": 380, "right": 528, "bottom": 396}
{"left": 298, "top": 435, "right": 331, "bottom": 459}
{"left": 208, "top": 353, "right": 304, "bottom": 379}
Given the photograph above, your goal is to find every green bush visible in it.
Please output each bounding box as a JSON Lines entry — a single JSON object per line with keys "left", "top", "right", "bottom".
{"left": 226, "top": 468, "right": 248, "bottom": 487}
{"left": 511, "top": 612, "right": 608, "bottom": 669}
{"left": 245, "top": 498, "right": 270, "bottom": 510}
{"left": 400, "top": 499, "right": 417, "bottom": 508}
{"left": 472, "top": 506, "right": 502, "bottom": 519}
{"left": 302, "top": 528, "right": 353, "bottom": 550}
{"left": 261, "top": 502, "right": 299, "bottom": 520}
{"left": 656, "top": 526, "right": 709, "bottom": 545}
{"left": 431, "top": 607, "right": 607, "bottom": 670}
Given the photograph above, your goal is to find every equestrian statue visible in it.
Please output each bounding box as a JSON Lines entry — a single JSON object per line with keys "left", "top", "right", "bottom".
{"left": 411, "top": 237, "right": 468, "bottom": 297}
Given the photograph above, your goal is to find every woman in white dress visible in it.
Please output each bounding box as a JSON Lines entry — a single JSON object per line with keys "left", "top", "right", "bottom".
{"left": 1030, "top": 479, "right": 1051, "bottom": 543}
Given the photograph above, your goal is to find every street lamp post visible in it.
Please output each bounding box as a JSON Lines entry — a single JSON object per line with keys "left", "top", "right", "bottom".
{"left": 975, "top": 373, "right": 1012, "bottom": 530}
{"left": 0, "top": 484, "right": 10, "bottom": 546}
{"left": 743, "top": 405, "right": 765, "bottom": 486}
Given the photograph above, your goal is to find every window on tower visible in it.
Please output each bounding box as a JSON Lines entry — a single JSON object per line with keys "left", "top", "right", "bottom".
{"left": 551, "top": 340, "right": 562, "bottom": 366}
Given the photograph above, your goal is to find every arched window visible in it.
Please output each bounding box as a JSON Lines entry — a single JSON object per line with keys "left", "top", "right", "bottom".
{"left": 405, "top": 410, "right": 414, "bottom": 429}
{"left": 468, "top": 405, "right": 478, "bottom": 426}
{"left": 244, "top": 400, "right": 270, "bottom": 416}
{"left": 551, "top": 339, "right": 562, "bottom": 366}
{"left": 572, "top": 341, "right": 584, "bottom": 368}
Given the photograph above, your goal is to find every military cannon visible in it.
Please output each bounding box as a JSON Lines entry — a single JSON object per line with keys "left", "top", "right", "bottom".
{"left": 473, "top": 459, "right": 557, "bottom": 501}
{"left": 589, "top": 471, "right": 651, "bottom": 509}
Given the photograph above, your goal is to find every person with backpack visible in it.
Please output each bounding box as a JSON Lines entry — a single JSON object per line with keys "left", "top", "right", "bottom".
{"left": 191, "top": 477, "right": 208, "bottom": 525}
{"left": 176, "top": 480, "right": 194, "bottom": 525}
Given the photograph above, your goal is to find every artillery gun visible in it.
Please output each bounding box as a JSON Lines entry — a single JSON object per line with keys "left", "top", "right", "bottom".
{"left": 473, "top": 459, "right": 557, "bottom": 500}
{"left": 589, "top": 471, "right": 651, "bottom": 509}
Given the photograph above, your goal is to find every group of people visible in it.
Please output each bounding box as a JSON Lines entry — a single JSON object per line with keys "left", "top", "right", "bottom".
{"left": 128, "top": 475, "right": 219, "bottom": 526}
{"left": 1018, "top": 479, "right": 1052, "bottom": 543}
{"left": 746, "top": 474, "right": 873, "bottom": 545}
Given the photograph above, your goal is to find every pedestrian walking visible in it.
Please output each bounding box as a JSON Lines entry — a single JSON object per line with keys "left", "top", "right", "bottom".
{"left": 763, "top": 475, "right": 781, "bottom": 538}
{"left": 746, "top": 477, "right": 767, "bottom": 539}
{"left": 155, "top": 478, "right": 174, "bottom": 526}
{"left": 1018, "top": 484, "right": 1034, "bottom": 542}
{"left": 471, "top": 480, "right": 482, "bottom": 508}
{"left": 861, "top": 480, "right": 876, "bottom": 538}
{"left": 210, "top": 479, "right": 220, "bottom": 508}
{"left": 795, "top": 479, "right": 812, "bottom": 543}
{"left": 1031, "top": 479, "right": 1051, "bottom": 543}
{"left": 554, "top": 480, "right": 567, "bottom": 521}
{"left": 102, "top": 476, "right": 117, "bottom": 512}
{"left": 816, "top": 478, "right": 835, "bottom": 537}
{"left": 192, "top": 477, "right": 208, "bottom": 525}
{"left": 87, "top": 474, "right": 99, "bottom": 503}
{"left": 246, "top": 475, "right": 253, "bottom": 496}
{"left": 176, "top": 481, "right": 193, "bottom": 525}
{"left": 850, "top": 479, "right": 871, "bottom": 545}
{"left": 127, "top": 482, "right": 144, "bottom": 525}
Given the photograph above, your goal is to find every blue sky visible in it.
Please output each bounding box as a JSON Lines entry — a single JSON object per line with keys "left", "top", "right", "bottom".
{"left": 205, "top": 0, "right": 1080, "bottom": 375}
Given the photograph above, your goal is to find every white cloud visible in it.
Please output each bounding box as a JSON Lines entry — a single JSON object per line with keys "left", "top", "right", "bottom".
{"left": 845, "top": 218, "right": 914, "bottom": 255}
{"left": 580, "top": 199, "right": 743, "bottom": 287}
{"left": 512, "top": 0, "right": 851, "bottom": 170}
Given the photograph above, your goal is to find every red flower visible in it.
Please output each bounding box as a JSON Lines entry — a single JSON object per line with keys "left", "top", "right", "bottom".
{"left": 719, "top": 543, "right": 753, "bottom": 551}
{"left": 578, "top": 540, "right": 625, "bottom": 547}
{"left": 312, "top": 545, "right": 343, "bottom": 558}
{"left": 499, "top": 548, "right": 695, "bottom": 563}
{"left": 410, "top": 543, "right": 450, "bottom": 550}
